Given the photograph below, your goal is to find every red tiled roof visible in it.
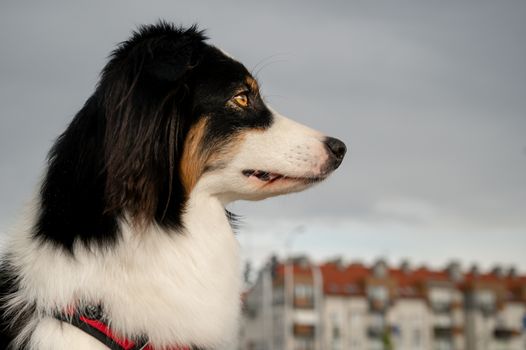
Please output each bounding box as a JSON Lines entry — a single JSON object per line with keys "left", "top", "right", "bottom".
{"left": 273, "top": 263, "right": 313, "bottom": 277}
{"left": 320, "top": 262, "right": 370, "bottom": 296}
{"left": 270, "top": 261, "right": 526, "bottom": 301}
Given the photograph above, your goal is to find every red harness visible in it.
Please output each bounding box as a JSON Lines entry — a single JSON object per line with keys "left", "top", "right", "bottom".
{"left": 56, "top": 306, "right": 191, "bottom": 350}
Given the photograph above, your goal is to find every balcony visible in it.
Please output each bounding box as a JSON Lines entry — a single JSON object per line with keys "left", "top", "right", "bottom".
{"left": 369, "top": 298, "right": 389, "bottom": 312}
{"left": 243, "top": 301, "right": 258, "bottom": 319}
{"left": 433, "top": 314, "right": 453, "bottom": 328}
{"left": 479, "top": 302, "right": 496, "bottom": 316}
{"left": 431, "top": 301, "right": 453, "bottom": 313}
{"left": 294, "top": 296, "right": 314, "bottom": 309}
{"left": 434, "top": 326, "right": 453, "bottom": 338}
{"left": 368, "top": 313, "right": 386, "bottom": 339}
{"left": 367, "top": 325, "right": 384, "bottom": 338}
{"left": 293, "top": 324, "right": 315, "bottom": 338}
{"left": 434, "top": 325, "right": 465, "bottom": 339}
{"left": 367, "top": 286, "right": 389, "bottom": 312}
{"left": 294, "top": 284, "right": 314, "bottom": 309}
{"left": 292, "top": 309, "right": 318, "bottom": 325}
{"left": 272, "top": 286, "right": 284, "bottom": 305}
{"left": 433, "top": 338, "right": 454, "bottom": 350}
{"left": 493, "top": 326, "right": 520, "bottom": 339}
{"left": 467, "top": 290, "right": 497, "bottom": 316}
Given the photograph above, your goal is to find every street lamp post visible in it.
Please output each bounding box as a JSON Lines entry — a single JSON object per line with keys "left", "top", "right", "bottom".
{"left": 284, "top": 226, "right": 305, "bottom": 350}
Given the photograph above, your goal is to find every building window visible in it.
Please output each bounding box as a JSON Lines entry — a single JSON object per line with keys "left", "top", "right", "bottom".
{"left": 345, "top": 283, "right": 359, "bottom": 294}
{"left": 332, "top": 325, "right": 341, "bottom": 350}
{"left": 294, "top": 284, "right": 314, "bottom": 308}
{"left": 475, "top": 290, "right": 496, "bottom": 314}
{"left": 429, "top": 287, "right": 453, "bottom": 313}
{"left": 349, "top": 313, "right": 363, "bottom": 349}
{"left": 413, "top": 328, "right": 422, "bottom": 349}
{"left": 295, "top": 284, "right": 314, "bottom": 298}
{"left": 293, "top": 324, "right": 315, "bottom": 338}
{"left": 294, "top": 324, "right": 315, "bottom": 350}
{"left": 368, "top": 286, "right": 389, "bottom": 311}
{"left": 434, "top": 338, "right": 453, "bottom": 350}
{"left": 332, "top": 324, "right": 341, "bottom": 339}
{"left": 349, "top": 338, "right": 361, "bottom": 350}
{"left": 329, "top": 283, "right": 340, "bottom": 293}
{"left": 368, "top": 313, "right": 385, "bottom": 339}
{"left": 329, "top": 312, "right": 342, "bottom": 350}
{"left": 294, "top": 338, "right": 315, "bottom": 350}
{"left": 273, "top": 286, "right": 284, "bottom": 305}
{"left": 368, "top": 286, "right": 388, "bottom": 301}
{"left": 368, "top": 338, "right": 384, "bottom": 350}
{"left": 493, "top": 338, "right": 513, "bottom": 350}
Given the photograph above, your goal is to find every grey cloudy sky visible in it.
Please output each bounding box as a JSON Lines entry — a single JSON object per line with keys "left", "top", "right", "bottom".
{"left": 1, "top": 1, "right": 525, "bottom": 271}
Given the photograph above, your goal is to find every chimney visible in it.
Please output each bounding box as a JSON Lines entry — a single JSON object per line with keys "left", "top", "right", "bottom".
{"left": 373, "top": 259, "right": 388, "bottom": 278}
{"left": 270, "top": 255, "right": 279, "bottom": 278}
{"left": 491, "top": 265, "right": 505, "bottom": 279}
{"left": 400, "top": 260, "right": 411, "bottom": 275}
{"left": 292, "top": 255, "right": 310, "bottom": 268}
{"left": 446, "top": 261, "right": 463, "bottom": 282}
{"left": 329, "top": 257, "right": 345, "bottom": 270}
{"left": 470, "top": 264, "right": 480, "bottom": 278}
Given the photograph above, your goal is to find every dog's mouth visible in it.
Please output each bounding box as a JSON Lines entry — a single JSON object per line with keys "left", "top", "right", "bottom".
{"left": 242, "top": 169, "right": 326, "bottom": 184}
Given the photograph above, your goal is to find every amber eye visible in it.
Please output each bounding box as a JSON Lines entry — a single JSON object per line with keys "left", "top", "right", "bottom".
{"left": 232, "top": 93, "right": 249, "bottom": 107}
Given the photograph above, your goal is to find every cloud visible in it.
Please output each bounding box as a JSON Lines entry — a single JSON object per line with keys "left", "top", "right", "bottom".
{"left": 237, "top": 215, "right": 526, "bottom": 272}
{"left": 1, "top": 1, "right": 525, "bottom": 270}
{"left": 372, "top": 197, "right": 439, "bottom": 224}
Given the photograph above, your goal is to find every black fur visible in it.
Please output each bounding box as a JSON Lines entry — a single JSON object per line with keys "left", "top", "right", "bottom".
{"left": 34, "top": 24, "right": 208, "bottom": 252}
{"left": 0, "top": 256, "right": 34, "bottom": 349}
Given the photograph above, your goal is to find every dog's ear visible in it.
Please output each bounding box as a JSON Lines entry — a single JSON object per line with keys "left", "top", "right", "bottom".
{"left": 100, "top": 24, "right": 207, "bottom": 226}
{"left": 142, "top": 25, "right": 206, "bottom": 82}
{"left": 145, "top": 40, "right": 197, "bottom": 82}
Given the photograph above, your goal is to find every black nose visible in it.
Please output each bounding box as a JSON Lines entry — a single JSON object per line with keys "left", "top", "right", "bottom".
{"left": 324, "top": 137, "right": 347, "bottom": 168}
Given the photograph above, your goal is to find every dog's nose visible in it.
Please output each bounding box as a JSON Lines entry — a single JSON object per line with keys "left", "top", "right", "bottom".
{"left": 325, "top": 137, "right": 347, "bottom": 168}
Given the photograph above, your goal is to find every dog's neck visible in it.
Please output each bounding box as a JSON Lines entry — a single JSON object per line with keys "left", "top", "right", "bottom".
{"left": 112, "top": 190, "right": 242, "bottom": 348}
{"left": 11, "top": 190, "right": 241, "bottom": 349}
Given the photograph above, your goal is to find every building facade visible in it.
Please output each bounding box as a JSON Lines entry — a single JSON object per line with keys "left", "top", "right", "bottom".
{"left": 240, "top": 257, "right": 526, "bottom": 350}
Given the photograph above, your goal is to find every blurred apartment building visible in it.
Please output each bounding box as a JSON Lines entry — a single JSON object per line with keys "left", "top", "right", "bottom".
{"left": 240, "top": 256, "right": 526, "bottom": 350}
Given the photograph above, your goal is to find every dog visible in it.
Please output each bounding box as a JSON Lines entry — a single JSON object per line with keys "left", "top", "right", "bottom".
{"left": 0, "top": 22, "right": 346, "bottom": 350}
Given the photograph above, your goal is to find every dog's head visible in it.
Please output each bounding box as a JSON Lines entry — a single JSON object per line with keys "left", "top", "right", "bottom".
{"left": 100, "top": 22, "right": 346, "bottom": 220}
{"left": 38, "top": 23, "right": 346, "bottom": 248}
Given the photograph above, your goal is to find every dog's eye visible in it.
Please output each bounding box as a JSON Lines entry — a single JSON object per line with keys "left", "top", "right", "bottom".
{"left": 232, "top": 93, "right": 249, "bottom": 108}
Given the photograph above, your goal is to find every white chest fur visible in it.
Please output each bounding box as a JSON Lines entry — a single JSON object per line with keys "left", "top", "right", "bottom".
{"left": 10, "top": 191, "right": 241, "bottom": 349}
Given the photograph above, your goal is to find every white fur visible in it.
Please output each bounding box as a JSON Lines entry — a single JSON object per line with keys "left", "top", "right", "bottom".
{"left": 235, "top": 112, "right": 328, "bottom": 177}
{"left": 6, "top": 181, "right": 240, "bottom": 349}
{"left": 30, "top": 319, "right": 108, "bottom": 350}
{"left": 213, "top": 111, "right": 329, "bottom": 202}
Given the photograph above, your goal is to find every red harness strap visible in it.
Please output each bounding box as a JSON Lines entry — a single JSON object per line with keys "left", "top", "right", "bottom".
{"left": 78, "top": 316, "right": 190, "bottom": 350}
{"left": 56, "top": 307, "right": 191, "bottom": 350}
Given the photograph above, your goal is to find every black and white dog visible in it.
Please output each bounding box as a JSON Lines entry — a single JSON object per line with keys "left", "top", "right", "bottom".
{"left": 0, "top": 22, "right": 346, "bottom": 350}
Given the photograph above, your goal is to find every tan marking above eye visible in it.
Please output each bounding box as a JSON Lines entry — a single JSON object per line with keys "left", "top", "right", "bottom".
{"left": 246, "top": 76, "right": 260, "bottom": 93}
{"left": 232, "top": 93, "right": 249, "bottom": 108}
